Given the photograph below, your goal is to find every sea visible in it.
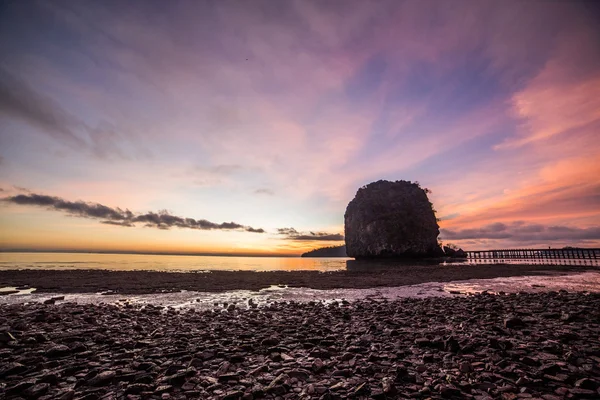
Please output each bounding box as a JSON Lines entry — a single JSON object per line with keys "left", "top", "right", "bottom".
{"left": 1, "top": 252, "right": 598, "bottom": 272}
{"left": 0, "top": 252, "right": 350, "bottom": 272}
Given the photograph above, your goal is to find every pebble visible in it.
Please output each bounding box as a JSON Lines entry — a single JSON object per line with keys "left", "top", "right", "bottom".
{"left": 0, "top": 291, "right": 599, "bottom": 399}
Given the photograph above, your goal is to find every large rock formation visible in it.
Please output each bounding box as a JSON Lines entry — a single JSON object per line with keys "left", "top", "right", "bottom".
{"left": 344, "top": 180, "right": 442, "bottom": 259}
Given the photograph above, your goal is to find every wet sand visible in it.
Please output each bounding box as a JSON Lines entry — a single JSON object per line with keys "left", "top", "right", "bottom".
{"left": 0, "top": 263, "right": 594, "bottom": 294}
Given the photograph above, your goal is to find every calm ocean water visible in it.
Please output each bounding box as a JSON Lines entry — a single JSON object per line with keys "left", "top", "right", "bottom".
{"left": 0, "top": 252, "right": 351, "bottom": 271}
{"left": 0, "top": 252, "right": 598, "bottom": 272}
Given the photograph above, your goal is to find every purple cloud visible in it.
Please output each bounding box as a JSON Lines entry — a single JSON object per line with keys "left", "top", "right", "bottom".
{"left": 277, "top": 227, "right": 344, "bottom": 241}
{"left": 441, "top": 222, "right": 600, "bottom": 242}
{"left": 4, "top": 193, "right": 265, "bottom": 233}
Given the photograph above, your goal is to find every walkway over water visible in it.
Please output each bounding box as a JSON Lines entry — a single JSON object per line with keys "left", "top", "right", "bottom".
{"left": 467, "top": 248, "right": 599, "bottom": 260}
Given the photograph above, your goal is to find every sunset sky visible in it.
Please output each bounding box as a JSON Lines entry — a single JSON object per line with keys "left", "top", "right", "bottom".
{"left": 1, "top": 0, "right": 599, "bottom": 255}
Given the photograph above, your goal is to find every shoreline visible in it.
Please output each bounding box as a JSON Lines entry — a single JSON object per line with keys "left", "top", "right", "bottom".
{"left": 0, "top": 263, "right": 596, "bottom": 294}
{"left": 1, "top": 291, "right": 599, "bottom": 399}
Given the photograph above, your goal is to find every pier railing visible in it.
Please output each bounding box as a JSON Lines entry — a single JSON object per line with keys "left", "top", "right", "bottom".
{"left": 466, "top": 248, "right": 600, "bottom": 260}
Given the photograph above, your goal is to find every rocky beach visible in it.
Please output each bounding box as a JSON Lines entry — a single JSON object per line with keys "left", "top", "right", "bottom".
{"left": 2, "top": 290, "right": 600, "bottom": 400}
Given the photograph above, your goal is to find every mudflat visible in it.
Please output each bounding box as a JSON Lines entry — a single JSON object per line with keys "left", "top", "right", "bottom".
{"left": 0, "top": 263, "right": 593, "bottom": 294}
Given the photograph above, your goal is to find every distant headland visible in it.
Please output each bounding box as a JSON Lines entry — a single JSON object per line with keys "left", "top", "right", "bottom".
{"left": 301, "top": 245, "right": 347, "bottom": 258}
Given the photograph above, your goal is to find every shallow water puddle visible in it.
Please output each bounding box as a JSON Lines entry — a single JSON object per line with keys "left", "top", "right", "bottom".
{"left": 444, "top": 271, "right": 600, "bottom": 294}
{"left": 0, "top": 286, "right": 37, "bottom": 295}
{"left": 1, "top": 272, "right": 599, "bottom": 309}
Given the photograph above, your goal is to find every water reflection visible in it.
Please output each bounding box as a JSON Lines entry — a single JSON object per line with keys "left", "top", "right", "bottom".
{"left": 0, "top": 252, "right": 349, "bottom": 272}
{"left": 0, "top": 252, "right": 598, "bottom": 273}
{"left": 345, "top": 258, "right": 468, "bottom": 271}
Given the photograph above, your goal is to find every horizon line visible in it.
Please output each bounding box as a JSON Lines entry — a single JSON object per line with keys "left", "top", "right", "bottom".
{"left": 0, "top": 248, "right": 301, "bottom": 258}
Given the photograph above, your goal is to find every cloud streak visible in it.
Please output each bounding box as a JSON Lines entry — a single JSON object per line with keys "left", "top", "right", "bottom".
{"left": 254, "top": 188, "right": 274, "bottom": 196}
{"left": 441, "top": 222, "right": 600, "bottom": 242}
{"left": 4, "top": 193, "right": 265, "bottom": 233}
{"left": 0, "top": 69, "right": 139, "bottom": 160}
{"left": 277, "top": 227, "right": 344, "bottom": 241}
{"left": 0, "top": 69, "right": 86, "bottom": 148}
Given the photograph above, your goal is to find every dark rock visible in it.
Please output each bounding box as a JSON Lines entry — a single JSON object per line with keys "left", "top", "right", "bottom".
{"left": 55, "top": 390, "right": 75, "bottom": 400}
{"left": 24, "top": 383, "right": 50, "bottom": 399}
{"left": 539, "top": 363, "right": 561, "bottom": 375}
{"left": 229, "top": 353, "right": 245, "bottom": 363}
{"left": 87, "top": 370, "right": 116, "bottom": 386}
{"left": 287, "top": 369, "right": 310, "bottom": 380}
{"left": 249, "top": 364, "right": 268, "bottom": 376}
{"left": 261, "top": 337, "right": 279, "bottom": 346}
{"left": 0, "top": 361, "right": 27, "bottom": 377}
{"left": 459, "top": 362, "right": 471, "bottom": 373}
{"left": 568, "top": 388, "right": 597, "bottom": 398}
{"left": 155, "top": 385, "right": 173, "bottom": 393}
{"left": 478, "top": 382, "right": 497, "bottom": 391}
{"left": 312, "top": 358, "right": 325, "bottom": 372}
{"left": 125, "top": 384, "right": 152, "bottom": 394}
{"left": 444, "top": 336, "right": 460, "bottom": 352}
{"left": 166, "top": 371, "right": 188, "bottom": 385}
{"left": 223, "top": 390, "right": 244, "bottom": 400}
{"left": 309, "top": 348, "right": 330, "bottom": 358}
{"left": 7, "top": 379, "right": 37, "bottom": 395}
{"left": 575, "top": 378, "right": 598, "bottom": 390}
{"left": 504, "top": 316, "right": 525, "bottom": 329}
{"left": 439, "top": 384, "right": 462, "bottom": 398}
{"left": 381, "top": 377, "right": 396, "bottom": 394}
{"left": 344, "top": 180, "right": 442, "bottom": 258}
{"left": 216, "top": 361, "right": 231, "bottom": 376}
{"left": 331, "top": 368, "right": 351, "bottom": 377}
{"left": 46, "top": 344, "right": 71, "bottom": 357}
{"left": 218, "top": 373, "right": 240, "bottom": 382}
{"left": 521, "top": 356, "right": 540, "bottom": 366}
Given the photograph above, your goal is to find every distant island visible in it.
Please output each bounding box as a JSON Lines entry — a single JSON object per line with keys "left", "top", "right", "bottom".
{"left": 301, "top": 245, "right": 347, "bottom": 257}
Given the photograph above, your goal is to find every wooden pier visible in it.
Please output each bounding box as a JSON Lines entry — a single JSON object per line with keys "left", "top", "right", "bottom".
{"left": 466, "top": 248, "right": 600, "bottom": 260}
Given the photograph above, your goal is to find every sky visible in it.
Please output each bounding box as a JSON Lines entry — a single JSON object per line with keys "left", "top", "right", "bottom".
{"left": 0, "top": 0, "right": 599, "bottom": 255}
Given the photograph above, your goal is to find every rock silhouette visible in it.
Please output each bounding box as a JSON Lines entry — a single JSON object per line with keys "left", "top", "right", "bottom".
{"left": 443, "top": 245, "right": 467, "bottom": 258}
{"left": 344, "top": 180, "right": 442, "bottom": 259}
{"left": 301, "top": 245, "right": 347, "bottom": 258}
